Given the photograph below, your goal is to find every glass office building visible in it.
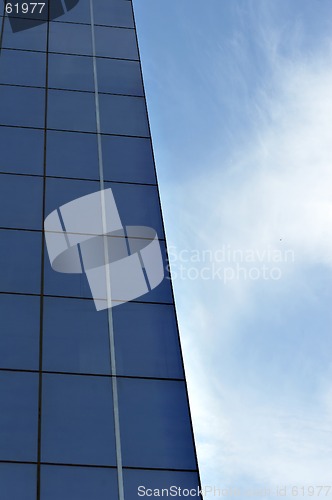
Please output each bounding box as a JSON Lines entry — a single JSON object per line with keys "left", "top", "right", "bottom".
{"left": 0, "top": 0, "right": 201, "bottom": 498}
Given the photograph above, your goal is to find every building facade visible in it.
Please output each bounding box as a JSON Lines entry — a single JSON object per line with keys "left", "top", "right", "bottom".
{"left": 0, "top": 0, "right": 201, "bottom": 498}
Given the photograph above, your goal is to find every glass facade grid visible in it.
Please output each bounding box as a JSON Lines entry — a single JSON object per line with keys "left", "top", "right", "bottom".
{"left": 0, "top": 0, "right": 201, "bottom": 497}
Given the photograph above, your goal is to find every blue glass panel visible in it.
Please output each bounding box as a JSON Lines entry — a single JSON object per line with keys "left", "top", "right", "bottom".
{"left": 0, "top": 126, "right": 44, "bottom": 175}
{"left": 48, "top": 54, "right": 94, "bottom": 92}
{"left": 114, "top": 302, "right": 184, "bottom": 378}
{"left": 52, "top": 0, "right": 90, "bottom": 24}
{"left": 1, "top": 17, "right": 47, "bottom": 51}
{"left": 99, "top": 94, "right": 149, "bottom": 136}
{"left": 101, "top": 135, "right": 156, "bottom": 184}
{"left": 97, "top": 58, "right": 143, "bottom": 96}
{"left": 41, "top": 374, "right": 116, "bottom": 465}
{"left": 124, "top": 470, "right": 201, "bottom": 499}
{"left": 95, "top": 26, "right": 138, "bottom": 59}
{"left": 0, "top": 229, "right": 42, "bottom": 294}
{"left": 46, "top": 130, "right": 99, "bottom": 179}
{"left": 49, "top": 22, "right": 92, "bottom": 55}
{"left": 0, "top": 294, "right": 40, "bottom": 370}
{"left": 118, "top": 378, "right": 197, "bottom": 469}
{"left": 0, "top": 86, "right": 44, "bottom": 128}
{"left": 0, "top": 49, "right": 46, "bottom": 87}
{"left": 0, "top": 174, "right": 43, "bottom": 230}
{"left": 41, "top": 465, "right": 118, "bottom": 500}
{"left": 47, "top": 90, "right": 96, "bottom": 132}
{"left": 94, "top": 0, "right": 134, "bottom": 28}
{"left": 0, "top": 463, "right": 37, "bottom": 500}
{"left": 43, "top": 297, "right": 110, "bottom": 374}
{"left": 0, "top": 371, "right": 38, "bottom": 461}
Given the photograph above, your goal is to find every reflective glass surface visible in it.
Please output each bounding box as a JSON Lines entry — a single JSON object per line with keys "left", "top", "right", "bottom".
{"left": 0, "top": 85, "right": 45, "bottom": 128}
{"left": 0, "top": 126, "right": 44, "bottom": 175}
{"left": 99, "top": 94, "right": 149, "bottom": 136}
{"left": 47, "top": 89, "right": 96, "bottom": 132}
{"left": 97, "top": 58, "right": 143, "bottom": 96}
{"left": 0, "top": 294, "right": 40, "bottom": 370}
{"left": 124, "top": 469, "right": 201, "bottom": 499}
{"left": 93, "top": 0, "right": 134, "bottom": 28}
{"left": 49, "top": 22, "right": 92, "bottom": 56}
{"left": 43, "top": 297, "right": 110, "bottom": 374}
{"left": 0, "top": 463, "right": 37, "bottom": 500}
{"left": 118, "top": 378, "right": 197, "bottom": 469}
{"left": 48, "top": 53, "right": 94, "bottom": 92}
{"left": 0, "top": 49, "right": 46, "bottom": 87}
{"left": 113, "top": 302, "right": 184, "bottom": 378}
{"left": 41, "top": 374, "right": 116, "bottom": 465}
{"left": 1, "top": 18, "right": 47, "bottom": 51}
{"left": 0, "top": 173, "right": 43, "bottom": 230}
{"left": 0, "top": 371, "right": 38, "bottom": 461}
{"left": 41, "top": 465, "right": 118, "bottom": 500}
{"left": 95, "top": 26, "right": 138, "bottom": 59}
{"left": 0, "top": 229, "right": 42, "bottom": 294}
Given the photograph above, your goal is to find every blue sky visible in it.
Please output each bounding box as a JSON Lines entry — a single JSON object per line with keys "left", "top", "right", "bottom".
{"left": 133, "top": 1, "right": 332, "bottom": 497}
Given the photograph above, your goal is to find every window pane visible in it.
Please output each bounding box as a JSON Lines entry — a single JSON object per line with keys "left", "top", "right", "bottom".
{"left": 99, "top": 94, "right": 149, "bottom": 136}
{"left": 43, "top": 297, "right": 111, "bottom": 374}
{"left": 49, "top": 22, "right": 92, "bottom": 56}
{"left": 41, "top": 374, "right": 116, "bottom": 465}
{"left": 118, "top": 378, "right": 197, "bottom": 469}
{"left": 0, "top": 86, "right": 45, "bottom": 128}
{"left": 0, "top": 294, "right": 40, "bottom": 370}
{"left": 41, "top": 465, "right": 118, "bottom": 500}
{"left": 0, "top": 174, "right": 43, "bottom": 230}
{"left": 48, "top": 54, "right": 94, "bottom": 92}
{"left": 102, "top": 135, "right": 156, "bottom": 184}
{"left": 0, "top": 229, "right": 42, "bottom": 294}
{"left": 95, "top": 26, "right": 138, "bottom": 59}
{"left": 124, "top": 469, "right": 201, "bottom": 499}
{"left": 0, "top": 49, "right": 46, "bottom": 87}
{"left": 94, "top": 0, "right": 134, "bottom": 28}
{"left": 2, "top": 17, "right": 47, "bottom": 51}
{"left": 114, "top": 302, "right": 184, "bottom": 378}
{"left": 46, "top": 130, "right": 99, "bottom": 179}
{"left": 0, "top": 371, "right": 39, "bottom": 461}
{"left": 52, "top": 0, "right": 91, "bottom": 24}
{"left": 47, "top": 90, "right": 96, "bottom": 132}
{"left": 0, "top": 126, "right": 44, "bottom": 175}
{"left": 0, "top": 463, "right": 37, "bottom": 500}
{"left": 97, "top": 58, "right": 143, "bottom": 96}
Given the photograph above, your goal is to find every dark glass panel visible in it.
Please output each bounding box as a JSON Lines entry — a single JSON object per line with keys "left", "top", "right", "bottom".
{"left": 95, "top": 26, "right": 138, "bottom": 59}
{"left": 46, "top": 130, "right": 99, "bottom": 179}
{"left": 124, "top": 469, "right": 201, "bottom": 499}
{"left": 49, "top": 22, "right": 92, "bottom": 55}
{"left": 0, "top": 49, "right": 46, "bottom": 87}
{"left": 41, "top": 374, "right": 116, "bottom": 465}
{"left": 101, "top": 135, "right": 156, "bottom": 184}
{"left": 0, "top": 126, "right": 44, "bottom": 175}
{"left": 43, "top": 297, "right": 111, "bottom": 374}
{"left": 0, "top": 85, "right": 45, "bottom": 128}
{"left": 0, "top": 294, "right": 40, "bottom": 370}
{"left": 99, "top": 94, "right": 149, "bottom": 136}
{"left": 0, "top": 371, "right": 39, "bottom": 461}
{"left": 1, "top": 17, "right": 47, "bottom": 51}
{"left": 0, "top": 463, "right": 37, "bottom": 500}
{"left": 47, "top": 89, "right": 96, "bottom": 132}
{"left": 118, "top": 378, "right": 197, "bottom": 469}
{"left": 94, "top": 0, "right": 134, "bottom": 28}
{"left": 113, "top": 302, "right": 184, "bottom": 378}
{"left": 52, "top": 0, "right": 90, "bottom": 24}
{"left": 0, "top": 229, "right": 42, "bottom": 294}
{"left": 41, "top": 465, "right": 118, "bottom": 500}
{"left": 48, "top": 53, "right": 94, "bottom": 92}
{"left": 0, "top": 173, "right": 43, "bottom": 230}
{"left": 97, "top": 58, "right": 143, "bottom": 96}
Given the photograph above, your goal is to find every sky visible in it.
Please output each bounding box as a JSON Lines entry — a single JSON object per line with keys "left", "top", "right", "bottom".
{"left": 133, "top": 0, "right": 332, "bottom": 497}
